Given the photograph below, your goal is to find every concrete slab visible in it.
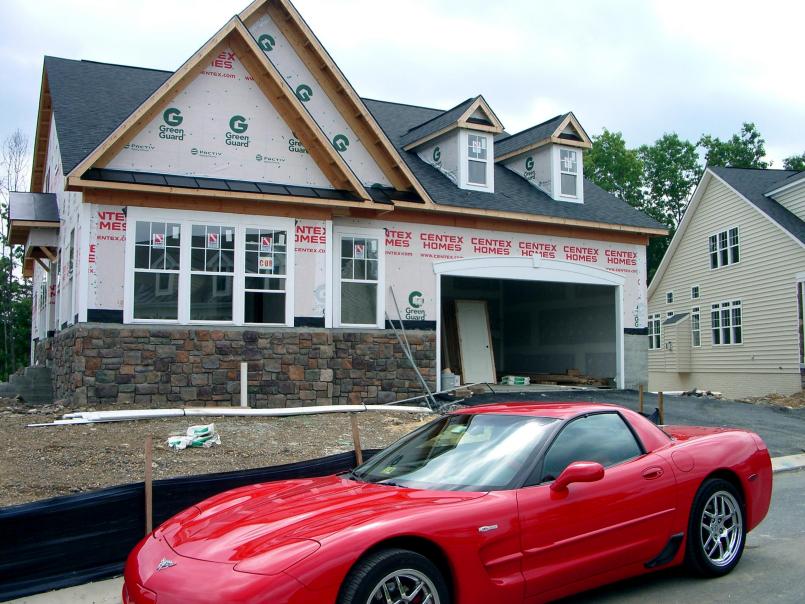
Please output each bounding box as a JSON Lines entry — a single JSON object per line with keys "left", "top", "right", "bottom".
{"left": 772, "top": 453, "right": 805, "bottom": 474}
{"left": 6, "top": 578, "right": 121, "bottom": 603}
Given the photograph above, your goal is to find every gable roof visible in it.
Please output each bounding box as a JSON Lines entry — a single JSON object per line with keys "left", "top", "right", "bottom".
{"left": 364, "top": 99, "right": 664, "bottom": 231}
{"left": 648, "top": 166, "right": 805, "bottom": 296}
{"left": 399, "top": 95, "right": 503, "bottom": 149}
{"left": 709, "top": 167, "right": 804, "bottom": 245}
{"left": 765, "top": 169, "right": 805, "bottom": 196}
{"left": 494, "top": 112, "right": 591, "bottom": 161}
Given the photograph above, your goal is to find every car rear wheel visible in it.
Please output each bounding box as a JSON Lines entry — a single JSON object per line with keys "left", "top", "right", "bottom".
{"left": 685, "top": 478, "right": 746, "bottom": 577}
{"left": 338, "top": 547, "right": 450, "bottom": 604}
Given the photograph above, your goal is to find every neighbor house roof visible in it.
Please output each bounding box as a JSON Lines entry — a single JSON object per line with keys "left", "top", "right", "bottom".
{"left": 40, "top": 56, "right": 664, "bottom": 233}
{"left": 765, "top": 170, "right": 805, "bottom": 196}
{"left": 709, "top": 166, "right": 804, "bottom": 245}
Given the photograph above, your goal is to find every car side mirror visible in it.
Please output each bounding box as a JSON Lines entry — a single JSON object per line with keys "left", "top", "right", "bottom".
{"left": 550, "top": 461, "right": 605, "bottom": 492}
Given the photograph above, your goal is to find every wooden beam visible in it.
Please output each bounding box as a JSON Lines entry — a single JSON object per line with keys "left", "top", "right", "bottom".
{"left": 229, "top": 22, "right": 370, "bottom": 200}
{"left": 39, "top": 246, "right": 57, "bottom": 262}
{"left": 34, "top": 257, "right": 50, "bottom": 272}
{"left": 30, "top": 69, "right": 52, "bottom": 193}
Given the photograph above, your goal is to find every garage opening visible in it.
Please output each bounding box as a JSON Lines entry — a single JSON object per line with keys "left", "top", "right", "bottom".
{"left": 440, "top": 276, "right": 617, "bottom": 387}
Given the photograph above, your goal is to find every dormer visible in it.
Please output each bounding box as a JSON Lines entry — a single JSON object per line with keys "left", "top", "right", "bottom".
{"left": 495, "top": 112, "right": 592, "bottom": 203}
{"left": 402, "top": 96, "right": 504, "bottom": 193}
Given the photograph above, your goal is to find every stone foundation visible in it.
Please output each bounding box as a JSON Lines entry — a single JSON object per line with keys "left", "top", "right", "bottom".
{"left": 35, "top": 324, "right": 436, "bottom": 407}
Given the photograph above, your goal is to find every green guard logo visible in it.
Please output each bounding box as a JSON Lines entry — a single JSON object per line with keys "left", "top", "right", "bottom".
{"left": 408, "top": 291, "right": 424, "bottom": 308}
{"left": 295, "top": 84, "right": 313, "bottom": 102}
{"left": 159, "top": 108, "right": 184, "bottom": 141}
{"left": 432, "top": 146, "right": 441, "bottom": 163}
{"left": 405, "top": 290, "right": 426, "bottom": 320}
{"left": 524, "top": 155, "right": 535, "bottom": 180}
{"left": 257, "top": 34, "right": 275, "bottom": 51}
{"left": 332, "top": 134, "right": 350, "bottom": 153}
{"left": 226, "top": 115, "right": 250, "bottom": 147}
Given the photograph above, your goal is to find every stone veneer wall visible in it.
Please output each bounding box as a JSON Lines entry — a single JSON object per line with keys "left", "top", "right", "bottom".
{"left": 35, "top": 324, "right": 436, "bottom": 407}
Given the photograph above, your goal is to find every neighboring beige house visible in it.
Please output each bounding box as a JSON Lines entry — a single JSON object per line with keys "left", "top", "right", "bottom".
{"left": 648, "top": 166, "right": 805, "bottom": 398}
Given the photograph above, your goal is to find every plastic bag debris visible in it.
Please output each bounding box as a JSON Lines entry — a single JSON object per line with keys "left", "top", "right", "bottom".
{"left": 167, "top": 423, "right": 221, "bottom": 451}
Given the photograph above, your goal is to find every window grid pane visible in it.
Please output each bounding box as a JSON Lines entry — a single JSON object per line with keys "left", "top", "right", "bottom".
{"left": 133, "top": 221, "right": 181, "bottom": 320}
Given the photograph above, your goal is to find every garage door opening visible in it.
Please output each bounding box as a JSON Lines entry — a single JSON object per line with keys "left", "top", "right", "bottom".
{"left": 440, "top": 276, "right": 618, "bottom": 388}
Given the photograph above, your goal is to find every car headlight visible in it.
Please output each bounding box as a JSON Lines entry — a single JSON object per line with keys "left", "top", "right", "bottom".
{"left": 233, "top": 539, "right": 321, "bottom": 576}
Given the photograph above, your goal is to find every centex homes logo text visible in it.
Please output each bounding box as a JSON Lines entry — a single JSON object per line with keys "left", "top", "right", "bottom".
{"left": 226, "top": 115, "right": 250, "bottom": 147}
{"left": 160, "top": 108, "right": 184, "bottom": 141}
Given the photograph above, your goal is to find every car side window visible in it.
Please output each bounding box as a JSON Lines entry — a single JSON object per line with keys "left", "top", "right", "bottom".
{"left": 540, "top": 413, "right": 643, "bottom": 483}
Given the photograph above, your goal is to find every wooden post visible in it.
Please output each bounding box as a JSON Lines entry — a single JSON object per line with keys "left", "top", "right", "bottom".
{"left": 145, "top": 436, "right": 153, "bottom": 536}
{"left": 658, "top": 391, "right": 665, "bottom": 425}
{"left": 638, "top": 383, "right": 644, "bottom": 414}
{"left": 350, "top": 413, "right": 363, "bottom": 466}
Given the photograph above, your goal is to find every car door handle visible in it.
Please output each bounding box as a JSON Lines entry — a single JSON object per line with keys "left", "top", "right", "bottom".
{"left": 642, "top": 467, "right": 664, "bottom": 480}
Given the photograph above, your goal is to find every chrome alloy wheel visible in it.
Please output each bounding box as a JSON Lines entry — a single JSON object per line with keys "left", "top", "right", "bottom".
{"left": 700, "top": 490, "right": 743, "bottom": 567}
{"left": 367, "top": 568, "right": 440, "bottom": 604}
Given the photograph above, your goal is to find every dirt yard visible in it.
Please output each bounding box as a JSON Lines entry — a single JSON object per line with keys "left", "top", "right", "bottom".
{"left": 0, "top": 400, "right": 431, "bottom": 508}
{"left": 741, "top": 391, "right": 805, "bottom": 409}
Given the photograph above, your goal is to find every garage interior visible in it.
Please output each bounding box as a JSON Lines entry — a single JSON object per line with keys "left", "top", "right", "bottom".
{"left": 440, "top": 276, "right": 617, "bottom": 387}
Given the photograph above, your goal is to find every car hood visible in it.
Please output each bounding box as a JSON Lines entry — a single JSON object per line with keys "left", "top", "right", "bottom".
{"left": 159, "top": 475, "right": 486, "bottom": 563}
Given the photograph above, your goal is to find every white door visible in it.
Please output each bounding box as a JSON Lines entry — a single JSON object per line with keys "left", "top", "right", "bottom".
{"left": 455, "top": 300, "right": 496, "bottom": 384}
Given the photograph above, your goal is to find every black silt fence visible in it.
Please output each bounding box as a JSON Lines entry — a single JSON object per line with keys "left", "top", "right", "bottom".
{"left": 0, "top": 449, "right": 378, "bottom": 602}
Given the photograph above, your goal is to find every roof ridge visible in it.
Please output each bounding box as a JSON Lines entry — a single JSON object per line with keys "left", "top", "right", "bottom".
{"left": 500, "top": 112, "right": 568, "bottom": 141}
{"left": 361, "top": 97, "right": 445, "bottom": 113}
{"left": 403, "top": 96, "right": 477, "bottom": 134}
{"left": 710, "top": 165, "right": 796, "bottom": 174}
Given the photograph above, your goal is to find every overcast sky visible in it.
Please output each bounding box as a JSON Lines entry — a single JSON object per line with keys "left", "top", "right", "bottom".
{"left": 1, "top": 0, "right": 803, "bottom": 170}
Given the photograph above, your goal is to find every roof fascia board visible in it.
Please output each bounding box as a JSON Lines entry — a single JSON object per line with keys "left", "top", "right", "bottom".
{"left": 229, "top": 20, "right": 371, "bottom": 199}
{"left": 648, "top": 170, "right": 711, "bottom": 297}
{"left": 255, "top": 0, "right": 434, "bottom": 204}
{"left": 765, "top": 175, "right": 805, "bottom": 197}
{"left": 457, "top": 96, "right": 504, "bottom": 132}
{"left": 30, "top": 66, "right": 52, "bottom": 193}
{"left": 555, "top": 112, "right": 592, "bottom": 148}
{"left": 66, "top": 17, "right": 240, "bottom": 181}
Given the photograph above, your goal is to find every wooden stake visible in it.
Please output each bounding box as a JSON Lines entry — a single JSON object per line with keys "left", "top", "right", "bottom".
{"left": 350, "top": 413, "right": 363, "bottom": 466}
{"left": 638, "top": 383, "right": 644, "bottom": 414}
{"left": 145, "top": 436, "right": 153, "bottom": 536}
{"left": 658, "top": 391, "right": 665, "bottom": 425}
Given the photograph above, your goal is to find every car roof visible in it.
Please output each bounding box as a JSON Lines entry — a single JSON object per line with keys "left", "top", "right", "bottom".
{"left": 454, "top": 402, "right": 623, "bottom": 420}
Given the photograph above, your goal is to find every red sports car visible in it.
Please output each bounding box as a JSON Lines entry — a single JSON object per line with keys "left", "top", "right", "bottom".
{"left": 123, "top": 402, "right": 772, "bottom": 604}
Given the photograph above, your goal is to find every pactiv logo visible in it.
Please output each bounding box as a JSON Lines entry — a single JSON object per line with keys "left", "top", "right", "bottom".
{"left": 524, "top": 155, "right": 535, "bottom": 180}
{"left": 295, "top": 84, "right": 313, "bottom": 102}
{"left": 255, "top": 153, "right": 285, "bottom": 165}
{"left": 123, "top": 143, "right": 155, "bottom": 153}
{"left": 160, "top": 108, "right": 184, "bottom": 141}
{"left": 332, "top": 134, "right": 349, "bottom": 153}
{"left": 226, "top": 115, "right": 250, "bottom": 148}
{"left": 257, "top": 34, "right": 275, "bottom": 51}
{"left": 191, "top": 147, "right": 222, "bottom": 158}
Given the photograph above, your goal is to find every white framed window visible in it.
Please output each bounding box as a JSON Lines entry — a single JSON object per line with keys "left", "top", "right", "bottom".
{"left": 560, "top": 148, "right": 578, "bottom": 197}
{"left": 125, "top": 208, "right": 293, "bottom": 326}
{"left": 666, "top": 311, "right": 674, "bottom": 318}
{"left": 334, "top": 226, "right": 384, "bottom": 328}
{"left": 709, "top": 227, "right": 739, "bottom": 269}
{"left": 467, "top": 133, "right": 488, "bottom": 186}
{"left": 648, "top": 313, "right": 661, "bottom": 350}
{"left": 691, "top": 306, "right": 701, "bottom": 347}
{"left": 711, "top": 300, "right": 742, "bottom": 345}
{"left": 666, "top": 291, "right": 673, "bottom": 304}
{"left": 691, "top": 285, "right": 700, "bottom": 299}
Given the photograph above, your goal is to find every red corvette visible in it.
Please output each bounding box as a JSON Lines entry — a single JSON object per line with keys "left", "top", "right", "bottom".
{"left": 123, "top": 402, "right": 772, "bottom": 604}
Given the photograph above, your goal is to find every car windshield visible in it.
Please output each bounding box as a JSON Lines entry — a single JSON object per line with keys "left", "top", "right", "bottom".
{"left": 352, "top": 413, "right": 557, "bottom": 491}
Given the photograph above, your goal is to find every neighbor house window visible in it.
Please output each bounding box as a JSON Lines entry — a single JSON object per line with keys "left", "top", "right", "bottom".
{"left": 666, "top": 291, "right": 673, "bottom": 304}
{"left": 691, "top": 285, "right": 700, "bottom": 299}
{"left": 244, "top": 228, "right": 287, "bottom": 324}
{"left": 133, "top": 221, "right": 181, "bottom": 320}
{"left": 691, "top": 307, "right": 701, "bottom": 347}
{"left": 560, "top": 149, "right": 578, "bottom": 197}
{"left": 127, "top": 211, "right": 292, "bottom": 325}
{"left": 648, "top": 314, "right": 661, "bottom": 350}
{"left": 467, "top": 134, "right": 487, "bottom": 185}
{"left": 709, "top": 227, "right": 739, "bottom": 269}
{"left": 711, "top": 300, "right": 742, "bottom": 345}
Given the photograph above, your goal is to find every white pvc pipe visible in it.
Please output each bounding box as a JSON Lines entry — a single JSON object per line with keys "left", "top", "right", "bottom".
{"left": 240, "top": 362, "right": 248, "bottom": 408}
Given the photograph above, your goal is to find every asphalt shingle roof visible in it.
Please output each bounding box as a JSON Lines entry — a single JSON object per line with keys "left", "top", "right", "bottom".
{"left": 43, "top": 56, "right": 663, "bottom": 231}
{"left": 764, "top": 170, "right": 805, "bottom": 195}
{"left": 710, "top": 166, "right": 804, "bottom": 245}
{"left": 493, "top": 113, "right": 568, "bottom": 159}
{"left": 398, "top": 97, "right": 477, "bottom": 148}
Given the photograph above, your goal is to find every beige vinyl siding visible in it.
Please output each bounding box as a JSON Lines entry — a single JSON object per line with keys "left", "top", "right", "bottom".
{"left": 648, "top": 177, "right": 805, "bottom": 396}
{"left": 773, "top": 183, "right": 805, "bottom": 220}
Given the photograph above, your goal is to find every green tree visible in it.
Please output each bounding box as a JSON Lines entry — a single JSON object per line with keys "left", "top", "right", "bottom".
{"left": 638, "top": 133, "right": 702, "bottom": 281}
{"left": 0, "top": 129, "right": 32, "bottom": 381}
{"left": 585, "top": 129, "right": 644, "bottom": 208}
{"left": 698, "top": 122, "right": 769, "bottom": 169}
{"left": 783, "top": 153, "right": 805, "bottom": 171}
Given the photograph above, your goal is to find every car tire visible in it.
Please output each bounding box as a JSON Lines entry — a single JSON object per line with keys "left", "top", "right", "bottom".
{"left": 337, "top": 547, "right": 451, "bottom": 604}
{"left": 685, "top": 477, "right": 746, "bottom": 577}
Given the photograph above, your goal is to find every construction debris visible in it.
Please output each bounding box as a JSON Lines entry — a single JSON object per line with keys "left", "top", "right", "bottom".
{"left": 501, "top": 375, "right": 530, "bottom": 386}
{"left": 167, "top": 424, "right": 221, "bottom": 451}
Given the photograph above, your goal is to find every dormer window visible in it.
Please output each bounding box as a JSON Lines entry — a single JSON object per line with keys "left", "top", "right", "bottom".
{"left": 560, "top": 149, "right": 578, "bottom": 197}
{"left": 467, "top": 134, "right": 488, "bottom": 186}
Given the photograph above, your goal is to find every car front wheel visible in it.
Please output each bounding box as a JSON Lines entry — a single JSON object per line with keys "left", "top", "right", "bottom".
{"left": 338, "top": 547, "right": 450, "bottom": 604}
{"left": 685, "top": 478, "right": 746, "bottom": 576}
